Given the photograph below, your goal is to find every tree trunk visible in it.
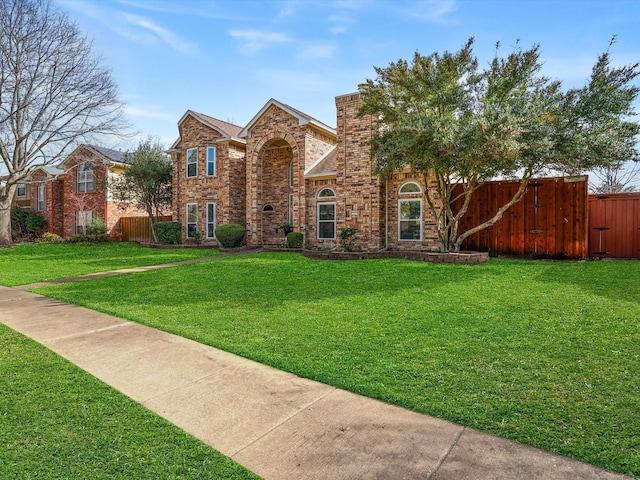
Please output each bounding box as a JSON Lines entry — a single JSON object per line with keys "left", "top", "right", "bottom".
{"left": 0, "top": 194, "right": 14, "bottom": 246}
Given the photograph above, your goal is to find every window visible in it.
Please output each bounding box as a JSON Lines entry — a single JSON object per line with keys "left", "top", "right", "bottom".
{"left": 318, "top": 188, "right": 336, "bottom": 198}
{"left": 186, "top": 148, "right": 197, "bottom": 178}
{"left": 399, "top": 182, "right": 422, "bottom": 194}
{"left": 206, "top": 202, "right": 216, "bottom": 238}
{"left": 288, "top": 194, "right": 294, "bottom": 225}
{"left": 17, "top": 183, "right": 26, "bottom": 198}
{"left": 76, "top": 210, "right": 92, "bottom": 235}
{"left": 186, "top": 203, "right": 197, "bottom": 237}
{"left": 77, "top": 162, "right": 95, "bottom": 193}
{"left": 399, "top": 200, "right": 422, "bottom": 240}
{"left": 206, "top": 147, "right": 216, "bottom": 176}
{"left": 37, "top": 183, "right": 45, "bottom": 211}
{"left": 317, "top": 202, "right": 336, "bottom": 240}
{"left": 262, "top": 204, "right": 274, "bottom": 212}
{"left": 288, "top": 160, "right": 294, "bottom": 187}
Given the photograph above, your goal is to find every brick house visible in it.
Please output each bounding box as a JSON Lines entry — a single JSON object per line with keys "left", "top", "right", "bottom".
{"left": 13, "top": 144, "right": 146, "bottom": 237}
{"left": 169, "top": 94, "right": 441, "bottom": 251}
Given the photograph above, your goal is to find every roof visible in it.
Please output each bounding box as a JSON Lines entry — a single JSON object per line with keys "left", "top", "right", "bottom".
{"left": 304, "top": 147, "right": 337, "bottom": 179}
{"left": 169, "top": 110, "right": 245, "bottom": 150}
{"left": 238, "top": 98, "right": 336, "bottom": 138}
{"left": 41, "top": 165, "right": 65, "bottom": 176}
{"left": 88, "top": 145, "right": 128, "bottom": 164}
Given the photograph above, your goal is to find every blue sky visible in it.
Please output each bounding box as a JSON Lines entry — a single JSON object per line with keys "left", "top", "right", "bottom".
{"left": 56, "top": 0, "right": 640, "bottom": 151}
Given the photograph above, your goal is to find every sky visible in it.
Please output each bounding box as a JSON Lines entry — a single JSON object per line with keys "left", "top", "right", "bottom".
{"left": 54, "top": 0, "right": 640, "bottom": 152}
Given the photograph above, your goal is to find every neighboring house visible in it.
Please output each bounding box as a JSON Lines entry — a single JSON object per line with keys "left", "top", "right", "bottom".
{"left": 12, "top": 144, "right": 147, "bottom": 237}
{"left": 169, "top": 94, "right": 441, "bottom": 251}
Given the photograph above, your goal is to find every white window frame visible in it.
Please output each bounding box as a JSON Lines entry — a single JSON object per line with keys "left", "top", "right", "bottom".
{"left": 76, "top": 210, "right": 92, "bottom": 235}
{"left": 186, "top": 148, "right": 197, "bottom": 178}
{"left": 399, "top": 182, "right": 422, "bottom": 194}
{"left": 317, "top": 188, "right": 336, "bottom": 198}
{"left": 77, "top": 162, "right": 95, "bottom": 193}
{"left": 206, "top": 147, "right": 216, "bottom": 176}
{"left": 186, "top": 203, "right": 198, "bottom": 237}
{"left": 398, "top": 199, "right": 422, "bottom": 241}
{"left": 37, "top": 183, "right": 45, "bottom": 211}
{"left": 206, "top": 202, "right": 216, "bottom": 238}
{"left": 317, "top": 202, "right": 336, "bottom": 240}
{"left": 17, "top": 183, "right": 27, "bottom": 198}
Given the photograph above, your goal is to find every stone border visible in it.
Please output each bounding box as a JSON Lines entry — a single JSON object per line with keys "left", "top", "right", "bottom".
{"left": 301, "top": 249, "right": 490, "bottom": 265}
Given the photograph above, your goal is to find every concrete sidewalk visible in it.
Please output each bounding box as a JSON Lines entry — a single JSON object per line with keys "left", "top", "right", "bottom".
{"left": 0, "top": 285, "right": 632, "bottom": 480}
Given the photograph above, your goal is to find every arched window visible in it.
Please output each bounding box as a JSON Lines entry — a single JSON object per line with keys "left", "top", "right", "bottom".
{"left": 318, "top": 188, "right": 336, "bottom": 198}
{"left": 399, "top": 182, "right": 421, "bottom": 194}
{"left": 262, "top": 204, "right": 274, "bottom": 212}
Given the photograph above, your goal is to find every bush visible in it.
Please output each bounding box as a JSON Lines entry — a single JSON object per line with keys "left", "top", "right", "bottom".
{"left": 215, "top": 223, "right": 246, "bottom": 248}
{"left": 153, "top": 221, "right": 182, "bottom": 245}
{"left": 11, "top": 207, "right": 48, "bottom": 240}
{"left": 85, "top": 216, "right": 107, "bottom": 236}
{"left": 66, "top": 234, "right": 113, "bottom": 243}
{"left": 339, "top": 227, "right": 359, "bottom": 252}
{"left": 38, "top": 232, "right": 63, "bottom": 243}
{"left": 286, "top": 231, "right": 304, "bottom": 248}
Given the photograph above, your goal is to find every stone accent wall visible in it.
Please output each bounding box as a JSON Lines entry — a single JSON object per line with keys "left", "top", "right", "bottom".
{"left": 244, "top": 104, "right": 335, "bottom": 247}
{"left": 333, "top": 93, "right": 385, "bottom": 251}
{"left": 171, "top": 115, "right": 247, "bottom": 245}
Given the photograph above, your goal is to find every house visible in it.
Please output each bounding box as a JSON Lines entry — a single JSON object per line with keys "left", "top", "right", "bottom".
{"left": 13, "top": 144, "right": 147, "bottom": 237}
{"left": 169, "top": 93, "right": 442, "bottom": 251}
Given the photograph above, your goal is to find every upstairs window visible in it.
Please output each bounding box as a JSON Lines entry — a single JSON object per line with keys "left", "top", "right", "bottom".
{"left": 16, "top": 183, "right": 26, "bottom": 198}
{"left": 207, "top": 147, "right": 216, "bottom": 176}
{"left": 186, "top": 148, "right": 197, "bottom": 178}
{"left": 77, "top": 162, "right": 95, "bottom": 193}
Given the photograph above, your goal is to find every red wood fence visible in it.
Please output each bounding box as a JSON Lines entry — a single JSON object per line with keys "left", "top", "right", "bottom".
{"left": 121, "top": 216, "right": 172, "bottom": 243}
{"left": 589, "top": 193, "right": 640, "bottom": 259}
{"left": 454, "top": 177, "right": 589, "bottom": 259}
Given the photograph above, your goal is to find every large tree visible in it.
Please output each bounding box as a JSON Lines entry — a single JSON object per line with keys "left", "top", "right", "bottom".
{"left": 359, "top": 38, "right": 640, "bottom": 252}
{"left": 0, "top": 0, "right": 126, "bottom": 245}
{"left": 110, "top": 137, "right": 172, "bottom": 242}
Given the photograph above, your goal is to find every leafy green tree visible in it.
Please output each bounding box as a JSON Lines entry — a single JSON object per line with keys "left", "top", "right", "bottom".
{"left": 359, "top": 37, "right": 640, "bottom": 252}
{"left": 111, "top": 137, "right": 172, "bottom": 242}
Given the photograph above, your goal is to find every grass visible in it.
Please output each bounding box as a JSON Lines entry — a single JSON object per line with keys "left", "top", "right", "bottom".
{"left": 0, "top": 323, "right": 260, "bottom": 479}
{"left": 0, "top": 242, "right": 219, "bottom": 286}
{"left": 29, "top": 252, "right": 640, "bottom": 478}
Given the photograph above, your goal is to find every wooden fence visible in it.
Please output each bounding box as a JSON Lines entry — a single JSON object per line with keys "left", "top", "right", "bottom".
{"left": 121, "top": 216, "right": 172, "bottom": 243}
{"left": 589, "top": 193, "right": 640, "bottom": 258}
{"left": 454, "top": 177, "right": 589, "bottom": 259}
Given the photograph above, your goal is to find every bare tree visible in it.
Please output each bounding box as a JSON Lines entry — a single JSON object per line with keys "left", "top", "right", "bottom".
{"left": 0, "top": 0, "right": 127, "bottom": 245}
{"left": 590, "top": 160, "right": 640, "bottom": 194}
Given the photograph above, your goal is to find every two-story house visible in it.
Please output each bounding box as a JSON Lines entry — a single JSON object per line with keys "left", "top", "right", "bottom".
{"left": 169, "top": 93, "right": 441, "bottom": 251}
{"left": 14, "top": 144, "right": 146, "bottom": 237}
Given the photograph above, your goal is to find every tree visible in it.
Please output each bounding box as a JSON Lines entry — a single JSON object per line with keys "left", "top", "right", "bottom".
{"left": 0, "top": 0, "right": 127, "bottom": 245}
{"left": 110, "top": 137, "right": 172, "bottom": 242}
{"left": 590, "top": 159, "right": 639, "bottom": 193}
{"left": 359, "top": 37, "right": 640, "bottom": 252}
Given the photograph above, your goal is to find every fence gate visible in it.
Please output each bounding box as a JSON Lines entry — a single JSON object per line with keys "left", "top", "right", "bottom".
{"left": 455, "top": 177, "right": 588, "bottom": 259}
{"left": 589, "top": 193, "right": 640, "bottom": 259}
{"left": 121, "top": 216, "right": 172, "bottom": 243}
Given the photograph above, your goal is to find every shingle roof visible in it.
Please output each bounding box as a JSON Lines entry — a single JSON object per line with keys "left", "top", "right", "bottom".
{"left": 305, "top": 147, "right": 337, "bottom": 179}
{"left": 189, "top": 111, "right": 244, "bottom": 138}
{"left": 89, "top": 145, "right": 128, "bottom": 163}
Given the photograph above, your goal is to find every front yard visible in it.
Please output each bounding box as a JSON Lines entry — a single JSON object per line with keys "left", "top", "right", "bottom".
{"left": 1, "top": 244, "right": 638, "bottom": 477}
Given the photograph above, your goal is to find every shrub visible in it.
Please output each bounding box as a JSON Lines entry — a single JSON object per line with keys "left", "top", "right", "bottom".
{"left": 85, "top": 216, "right": 107, "bottom": 236}
{"left": 38, "top": 232, "right": 64, "bottom": 243}
{"left": 153, "top": 221, "right": 182, "bottom": 245}
{"left": 339, "top": 227, "right": 359, "bottom": 252}
{"left": 11, "top": 207, "right": 48, "bottom": 239}
{"left": 286, "top": 231, "right": 304, "bottom": 248}
{"left": 215, "top": 223, "right": 246, "bottom": 248}
{"left": 66, "top": 234, "right": 113, "bottom": 243}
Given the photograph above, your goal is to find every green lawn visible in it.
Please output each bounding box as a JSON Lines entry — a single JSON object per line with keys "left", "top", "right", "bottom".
{"left": 0, "top": 323, "right": 260, "bottom": 480}
{"left": 0, "top": 242, "right": 219, "bottom": 286}
{"left": 29, "top": 252, "right": 640, "bottom": 478}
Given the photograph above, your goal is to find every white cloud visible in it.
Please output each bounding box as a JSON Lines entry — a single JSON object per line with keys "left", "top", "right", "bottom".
{"left": 405, "top": 0, "right": 457, "bottom": 23}
{"left": 228, "top": 29, "right": 292, "bottom": 55}
{"left": 297, "top": 42, "right": 337, "bottom": 62}
{"left": 123, "top": 106, "right": 175, "bottom": 120}
{"left": 122, "top": 13, "right": 195, "bottom": 53}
